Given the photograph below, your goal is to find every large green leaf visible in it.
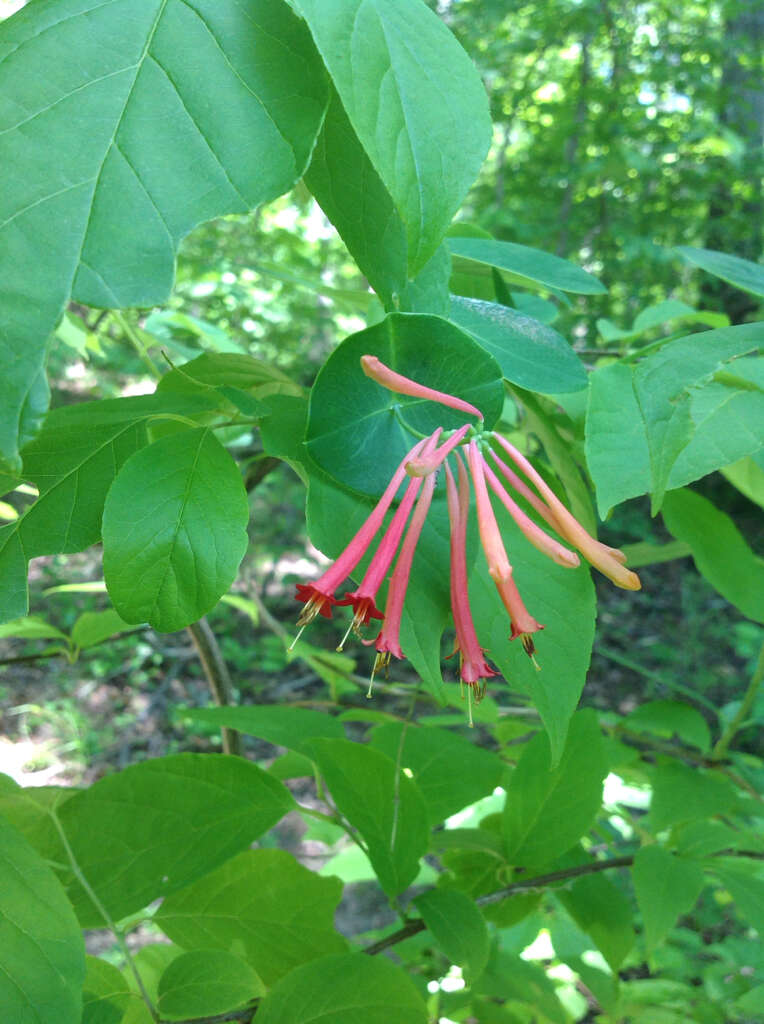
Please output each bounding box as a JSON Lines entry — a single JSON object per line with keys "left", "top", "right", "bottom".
{"left": 256, "top": 952, "right": 428, "bottom": 1024}
{"left": 661, "top": 488, "right": 764, "bottom": 623}
{"left": 369, "top": 722, "right": 503, "bottom": 825}
{"left": 54, "top": 753, "right": 293, "bottom": 927}
{"left": 501, "top": 710, "right": 607, "bottom": 866}
{"left": 0, "top": 815, "right": 85, "bottom": 1024}
{"left": 305, "top": 313, "right": 504, "bottom": 496}
{"left": 0, "top": 0, "right": 328, "bottom": 469}
{"left": 157, "top": 950, "right": 264, "bottom": 1021}
{"left": 632, "top": 845, "right": 704, "bottom": 954}
{"left": 414, "top": 888, "right": 490, "bottom": 980}
{"left": 155, "top": 850, "right": 347, "bottom": 985}
{"left": 632, "top": 323, "right": 764, "bottom": 512}
{"left": 447, "top": 237, "right": 606, "bottom": 295}
{"left": 449, "top": 296, "right": 587, "bottom": 394}
{"left": 0, "top": 393, "right": 216, "bottom": 623}
{"left": 102, "top": 427, "right": 249, "bottom": 631}
{"left": 677, "top": 246, "right": 764, "bottom": 298}
{"left": 305, "top": 88, "right": 450, "bottom": 315}
{"left": 586, "top": 324, "right": 764, "bottom": 515}
{"left": 307, "top": 737, "right": 429, "bottom": 897}
{"left": 293, "top": 0, "right": 490, "bottom": 275}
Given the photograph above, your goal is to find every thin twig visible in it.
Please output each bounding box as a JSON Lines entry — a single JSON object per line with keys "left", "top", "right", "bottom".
{"left": 187, "top": 618, "right": 242, "bottom": 756}
{"left": 712, "top": 638, "right": 764, "bottom": 761}
{"left": 364, "top": 856, "right": 634, "bottom": 955}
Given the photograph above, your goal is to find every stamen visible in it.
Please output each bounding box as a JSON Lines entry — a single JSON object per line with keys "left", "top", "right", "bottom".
{"left": 336, "top": 617, "right": 355, "bottom": 652}
{"left": 288, "top": 623, "right": 307, "bottom": 652}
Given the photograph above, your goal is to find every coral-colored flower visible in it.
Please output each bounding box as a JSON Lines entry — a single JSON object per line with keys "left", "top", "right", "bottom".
{"left": 491, "top": 434, "right": 641, "bottom": 591}
{"left": 445, "top": 456, "right": 497, "bottom": 696}
{"left": 292, "top": 435, "right": 429, "bottom": 638}
{"left": 361, "top": 354, "right": 484, "bottom": 420}
{"left": 466, "top": 440, "right": 544, "bottom": 656}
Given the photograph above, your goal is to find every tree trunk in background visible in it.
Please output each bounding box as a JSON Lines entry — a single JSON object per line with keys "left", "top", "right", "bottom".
{"left": 702, "top": 1, "right": 764, "bottom": 322}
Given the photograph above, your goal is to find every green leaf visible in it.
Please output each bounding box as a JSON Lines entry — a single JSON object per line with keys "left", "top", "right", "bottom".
{"left": 633, "top": 300, "right": 698, "bottom": 333}
{"left": 674, "top": 820, "right": 762, "bottom": 859}
{"left": 474, "top": 950, "right": 567, "bottom": 1024}
{"left": 0, "top": 615, "right": 68, "bottom": 642}
{"left": 721, "top": 453, "right": 764, "bottom": 510}
{"left": 661, "top": 488, "right": 764, "bottom": 623}
{"left": 305, "top": 87, "right": 449, "bottom": 314}
{"left": 157, "top": 950, "right": 264, "bottom": 1020}
{"left": 82, "top": 955, "right": 137, "bottom": 1024}
{"left": 369, "top": 722, "right": 504, "bottom": 825}
{"left": 585, "top": 361, "right": 651, "bottom": 518}
{"left": 102, "top": 428, "right": 249, "bottom": 631}
{"left": 157, "top": 352, "right": 300, "bottom": 401}
{"left": 185, "top": 705, "right": 344, "bottom": 755}
{"left": 414, "top": 888, "right": 490, "bottom": 979}
{"left": 307, "top": 737, "right": 429, "bottom": 897}
{"left": 708, "top": 859, "right": 764, "bottom": 934}
{"left": 623, "top": 699, "right": 712, "bottom": 753}
{"left": 677, "top": 246, "right": 764, "bottom": 298}
{"left": 559, "top": 873, "right": 635, "bottom": 971}
{"left": 632, "top": 323, "right": 763, "bottom": 512}
{"left": 305, "top": 313, "right": 504, "bottom": 496}
{"left": 255, "top": 952, "right": 428, "bottom": 1024}
{"left": 293, "top": 0, "right": 490, "bottom": 275}
{"left": 259, "top": 395, "right": 309, "bottom": 463}
{"left": 469, "top": 498, "right": 596, "bottom": 763}
{"left": 449, "top": 296, "right": 587, "bottom": 394}
{"left": 632, "top": 845, "right": 704, "bottom": 954}
{"left": 155, "top": 849, "right": 347, "bottom": 985}
{"left": 648, "top": 761, "right": 737, "bottom": 832}
{"left": 502, "top": 710, "right": 606, "bottom": 867}
{"left": 0, "top": 0, "right": 328, "bottom": 468}
{"left": 447, "top": 237, "right": 606, "bottom": 295}
{"left": 0, "top": 815, "right": 85, "bottom": 1024}
{"left": 70, "top": 609, "right": 133, "bottom": 650}
{"left": 587, "top": 325, "right": 764, "bottom": 515}
{"left": 55, "top": 753, "right": 293, "bottom": 927}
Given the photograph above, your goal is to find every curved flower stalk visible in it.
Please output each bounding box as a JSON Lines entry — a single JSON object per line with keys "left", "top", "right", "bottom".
{"left": 293, "top": 354, "right": 641, "bottom": 700}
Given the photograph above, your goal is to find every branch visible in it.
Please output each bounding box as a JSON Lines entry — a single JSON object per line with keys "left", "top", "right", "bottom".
{"left": 160, "top": 1007, "right": 257, "bottom": 1024}
{"left": 187, "top": 618, "right": 241, "bottom": 756}
{"left": 712, "top": 637, "right": 764, "bottom": 761}
{"left": 364, "top": 855, "right": 634, "bottom": 955}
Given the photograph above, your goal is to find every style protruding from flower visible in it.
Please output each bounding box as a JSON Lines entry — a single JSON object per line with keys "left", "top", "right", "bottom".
{"left": 293, "top": 354, "right": 641, "bottom": 704}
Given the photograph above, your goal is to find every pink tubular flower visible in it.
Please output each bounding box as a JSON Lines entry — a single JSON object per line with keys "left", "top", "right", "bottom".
{"left": 445, "top": 457, "right": 497, "bottom": 697}
{"left": 369, "top": 459, "right": 439, "bottom": 689}
{"left": 405, "top": 424, "right": 471, "bottom": 477}
{"left": 293, "top": 435, "right": 429, "bottom": 635}
{"left": 491, "top": 433, "right": 641, "bottom": 591}
{"left": 336, "top": 430, "right": 442, "bottom": 649}
{"left": 361, "top": 354, "right": 484, "bottom": 420}
{"left": 466, "top": 440, "right": 544, "bottom": 656}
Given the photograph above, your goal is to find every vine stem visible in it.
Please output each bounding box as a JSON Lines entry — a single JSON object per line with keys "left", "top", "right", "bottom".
{"left": 50, "top": 810, "right": 158, "bottom": 1021}
{"left": 111, "top": 309, "right": 161, "bottom": 378}
{"left": 712, "top": 637, "right": 764, "bottom": 761}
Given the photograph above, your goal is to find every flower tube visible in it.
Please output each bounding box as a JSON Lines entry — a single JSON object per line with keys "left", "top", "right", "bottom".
{"left": 491, "top": 433, "right": 641, "bottom": 591}
{"left": 361, "top": 354, "right": 484, "bottom": 420}
{"left": 466, "top": 440, "right": 543, "bottom": 655}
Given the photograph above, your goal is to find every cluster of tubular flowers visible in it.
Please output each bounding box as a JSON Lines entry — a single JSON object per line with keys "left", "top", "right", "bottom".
{"left": 293, "top": 355, "right": 641, "bottom": 706}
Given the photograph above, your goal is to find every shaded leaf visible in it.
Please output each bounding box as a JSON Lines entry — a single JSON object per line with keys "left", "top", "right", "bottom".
{"left": 102, "top": 428, "right": 249, "bottom": 631}
{"left": 449, "top": 296, "right": 587, "bottom": 394}
{"left": 560, "top": 873, "right": 635, "bottom": 971}
{"left": 677, "top": 246, "right": 764, "bottom": 297}
{"left": 157, "top": 950, "right": 264, "bottom": 1020}
{"left": 185, "top": 705, "right": 344, "bottom": 755}
{"left": 414, "top": 888, "right": 490, "bottom": 979}
{"left": 623, "top": 699, "right": 711, "bottom": 753}
{"left": 155, "top": 849, "right": 346, "bottom": 985}
{"left": 307, "top": 737, "right": 429, "bottom": 896}
{"left": 502, "top": 710, "right": 606, "bottom": 866}
{"left": 293, "top": 0, "right": 490, "bottom": 274}
{"left": 0, "top": 0, "right": 328, "bottom": 467}
{"left": 632, "top": 846, "right": 704, "bottom": 954}
{"left": 0, "top": 815, "right": 85, "bottom": 1024}
{"left": 447, "top": 237, "right": 606, "bottom": 295}
{"left": 255, "top": 952, "right": 427, "bottom": 1024}
{"left": 648, "top": 761, "right": 737, "bottom": 832}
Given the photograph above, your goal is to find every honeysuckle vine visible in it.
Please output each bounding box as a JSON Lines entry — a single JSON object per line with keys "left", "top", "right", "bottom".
{"left": 294, "top": 355, "right": 641, "bottom": 714}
